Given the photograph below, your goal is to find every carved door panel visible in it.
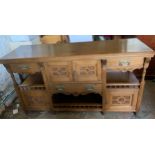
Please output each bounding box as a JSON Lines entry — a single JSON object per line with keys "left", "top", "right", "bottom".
{"left": 44, "top": 61, "right": 72, "bottom": 82}
{"left": 73, "top": 60, "right": 101, "bottom": 82}
{"left": 104, "top": 88, "right": 139, "bottom": 111}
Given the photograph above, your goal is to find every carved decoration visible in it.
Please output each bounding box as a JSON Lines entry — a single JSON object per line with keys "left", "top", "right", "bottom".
{"left": 112, "top": 96, "right": 131, "bottom": 105}
{"left": 51, "top": 66, "right": 68, "bottom": 76}
{"left": 80, "top": 65, "right": 96, "bottom": 76}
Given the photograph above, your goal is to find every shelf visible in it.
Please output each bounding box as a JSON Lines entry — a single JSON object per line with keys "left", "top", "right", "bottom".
{"left": 52, "top": 93, "right": 102, "bottom": 103}
{"left": 21, "top": 73, "right": 44, "bottom": 86}
{"left": 107, "top": 71, "right": 139, "bottom": 87}
{"left": 20, "top": 73, "right": 45, "bottom": 90}
{"left": 53, "top": 107, "right": 102, "bottom": 112}
{"left": 52, "top": 93, "right": 102, "bottom": 110}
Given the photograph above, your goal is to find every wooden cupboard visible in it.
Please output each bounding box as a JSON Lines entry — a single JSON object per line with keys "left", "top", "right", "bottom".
{"left": 0, "top": 38, "right": 154, "bottom": 113}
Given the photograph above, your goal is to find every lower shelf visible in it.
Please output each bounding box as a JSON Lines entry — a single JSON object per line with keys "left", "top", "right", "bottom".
{"left": 53, "top": 106, "right": 102, "bottom": 112}
{"left": 52, "top": 93, "right": 103, "bottom": 111}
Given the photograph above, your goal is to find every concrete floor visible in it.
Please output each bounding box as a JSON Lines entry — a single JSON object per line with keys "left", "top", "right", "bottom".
{"left": 1, "top": 80, "right": 155, "bottom": 119}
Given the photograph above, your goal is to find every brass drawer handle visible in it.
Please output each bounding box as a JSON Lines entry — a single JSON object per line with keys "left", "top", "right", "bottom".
{"left": 18, "top": 65, "right": 30, "bottom": 70}
{"left": 119, "top": 60, "right": 130, "bottom": 67}
{"left": 85, "top": 84, "right": 95, "bottom": 91}
{"left": 56, "top": 85, "right": 64, "bottom": 91}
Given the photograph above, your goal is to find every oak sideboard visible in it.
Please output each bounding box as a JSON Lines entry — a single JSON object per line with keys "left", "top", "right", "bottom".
{"left": 0, "top": 38, "right": 154, "bottom": 113}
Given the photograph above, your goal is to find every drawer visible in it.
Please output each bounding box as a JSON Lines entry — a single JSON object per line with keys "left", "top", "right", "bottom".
{"left": 107, "top": 57, "right": 144, "bottom": 70}
{"left": 51, "top": 83, "right": 102, "bottom": 95}
{"left": 9, "top": 63, "right": 40, "bottom": 73}
{"left": 104, "top": 88, "right": 139, "bottom": 111}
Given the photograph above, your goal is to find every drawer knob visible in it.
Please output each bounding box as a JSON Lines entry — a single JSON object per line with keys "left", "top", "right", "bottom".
{"left": 19, "top": 65, "right": 30, "bottom": 70}
{"left": 119, "top": 60, "right": 130, "bottom": 67}
{"left": 85, "top": 84, "right": 95, "bottom": 91}
{"left": 56, "top": 85, "right": 64, "bottom": 91}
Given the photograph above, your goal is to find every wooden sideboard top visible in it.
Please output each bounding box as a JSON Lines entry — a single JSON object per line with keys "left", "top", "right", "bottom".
{"left": 0, "top": 38, "right": 154, "bottom": 64}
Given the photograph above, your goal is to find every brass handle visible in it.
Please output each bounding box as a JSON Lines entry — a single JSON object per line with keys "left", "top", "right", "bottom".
{"left": 85, "top": 84, "right": 95, "bottom": 91}
{"left": 57, "top": 88, "right": 64, "bottom": 91}
{"left": 119, "top": 60, "right": 130, "bottom": 67}
{"left": 19, "top": 65, "right": 30, "bottom": 70}
{"left": 56, "top": 85, "right": 64, "bottom": 91}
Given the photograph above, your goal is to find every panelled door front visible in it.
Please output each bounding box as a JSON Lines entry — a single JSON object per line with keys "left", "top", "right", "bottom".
{"left": 73, "top": 60, "right": 101, "bottom": 82}
{"left": 44, "top": 61, "right": 72, "bottom": 82}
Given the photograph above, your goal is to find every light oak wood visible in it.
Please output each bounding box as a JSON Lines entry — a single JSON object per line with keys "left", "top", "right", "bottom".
{"left": 107, "top": 57, "right": 144, "bottom": 71}
{"left": 104, "top": 88, "right": 139, "bottom": 111}
{"left": 0, "top": 39, "right": 153, "bottom": 64}
{"left": 136, "top": 58, "right": 151, "bottom": 112}
{"left": 73, "top": 60, "right": 101, "bottom": 82}
{"left": 50, "top": 83, "right": 102, "bottom": 95}
{"left": 107, "top": 71, "right": 139, "bottom": 86}
{"left": 101, "top": 60, "right": 107, "bottom": 112}
{"left": 19, "top": 73, "right": 50, "bottom": 111}
{"left": 9, "top": 63, "right": 40, "bottom": 73}
{"left": 44, "top": 61, "right": 73, "bottom": 82}
{"left": 0, "top": 39, "right": 154, "bottom": 113}
{"left": 39, "top": 63, "right": 54, "bottom": 110}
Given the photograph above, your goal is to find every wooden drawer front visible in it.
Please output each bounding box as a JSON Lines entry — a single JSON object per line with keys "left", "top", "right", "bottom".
{"left": 107, "top": 57, "right": 144, "bottom": 71}
{"left": 73, "top": 60, "right": 101, "bottom": 82}
{"left": 104, "top": 88, "right": 139, "bottom": 111}
{"left": 45, "top": 61, "right": 72, "bottom": 82}
{"left": 51, "top": 83, "right": 102, "bottom": 94}
{"left": 9, "top": 63, "right": 40, "bottom": 73}
{"left": 21, "top": 88, "right": 50, "bottom": 111}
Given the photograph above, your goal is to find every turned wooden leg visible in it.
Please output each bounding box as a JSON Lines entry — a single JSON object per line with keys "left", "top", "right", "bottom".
{"left": 136, "top": 58, "right": 151, "bottom": 112}
{"left": 4, "top": 65, "right": 26, "bottom": 111}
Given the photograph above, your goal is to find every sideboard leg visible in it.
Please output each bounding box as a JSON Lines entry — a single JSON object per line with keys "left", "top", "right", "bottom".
{"left": 101, "top": 111, "right": 104, "bottom": 115}
{"left": 101, "top": 59, "right": 107, "bottom": 116}
{"left": 133, "top": 112, "right": 137, "bottom": 115}
{"left": 136, "top": 58, "right": 151, "bottom": 112}
{"left": 4, "top": 65, "right": 26, "bottom": 111}
{"left": 24, "top": 110, "right": 29, "bottom": 115}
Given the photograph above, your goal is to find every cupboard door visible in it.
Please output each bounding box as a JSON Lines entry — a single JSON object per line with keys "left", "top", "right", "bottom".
{"left": 104, "top": 88, "right": 139, "bottom": 112}
{"left": 44, "top": 61, "right": 72, "bottom": 82}
{"left": 73, "top": 60, "right": 101, "bottom": 82}
{"left": 21, "top": 89, "right": 50, "bottom": 111}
